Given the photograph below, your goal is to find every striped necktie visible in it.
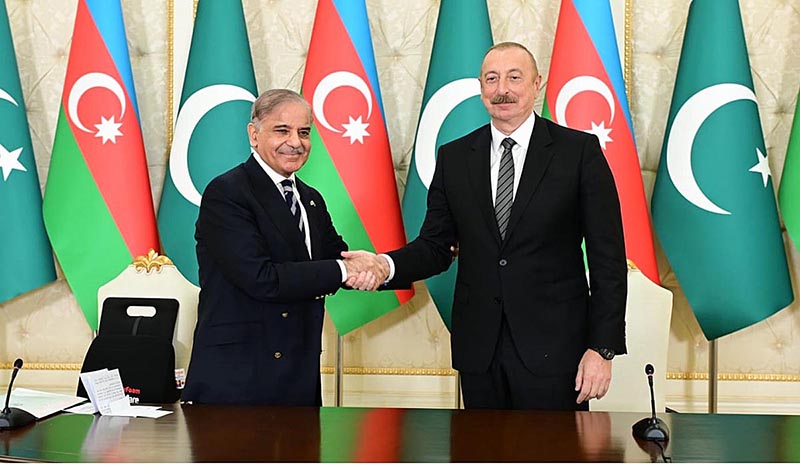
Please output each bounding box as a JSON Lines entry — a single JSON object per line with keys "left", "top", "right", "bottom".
{"left": 280, "top": 179, "right": 304, "bottom": 232}
{"left": 495, "top": 137, "right": 515, "bottom": 239}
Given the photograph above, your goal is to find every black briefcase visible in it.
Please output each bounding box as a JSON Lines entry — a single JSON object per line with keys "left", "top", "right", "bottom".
{"left": 77, "top": 297, "right": 180, "bottom": 404}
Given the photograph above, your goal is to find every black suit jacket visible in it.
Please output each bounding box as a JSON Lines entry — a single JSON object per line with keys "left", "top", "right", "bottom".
{"left": 182, "top": 155, "right": 347, "bottom": 405}
{"left": 388, "top": 115, "right": 627, "bottom": 375}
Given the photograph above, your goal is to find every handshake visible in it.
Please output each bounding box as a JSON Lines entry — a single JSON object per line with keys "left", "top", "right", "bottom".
{"left": 341, "top": 250, "right": 390, "bottom": 291}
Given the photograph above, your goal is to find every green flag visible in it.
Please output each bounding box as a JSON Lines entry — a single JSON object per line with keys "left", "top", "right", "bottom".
{"left": 157, "top": 0, "right": 257, "bottom": 284}
{"left": 651, "top": 0, "right": 793, "bottom": 340}
{"left": 0, "top": 0, "right": 56, "bottom": 303}
{"left": 779, "top": 90, "right": 800, "bottom": 250}
{"left": 401, "top": 0, "right": 492, "bottom": 329}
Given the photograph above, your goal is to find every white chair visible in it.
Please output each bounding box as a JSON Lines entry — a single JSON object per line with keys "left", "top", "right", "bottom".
{"left": 97, "top": 250, "right": 199, "bottom": 375}
{"left": 591, "top": 263, "right": 673, "bottom": 413}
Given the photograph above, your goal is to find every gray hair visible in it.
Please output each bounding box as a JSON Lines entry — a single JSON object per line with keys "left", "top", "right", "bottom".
{"left": 482, "top": 41, "right": 539, "bottom": 75}
{"left": 250, "top": 89, "right": 311, "bottom": 128}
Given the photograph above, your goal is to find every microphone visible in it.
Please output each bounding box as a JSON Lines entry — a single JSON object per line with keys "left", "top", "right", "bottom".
{"left": 0, "top": 358, "right": 36, "bottom": 430}
{"left": 632, "top": 363, "right": 670, "bottom": 442}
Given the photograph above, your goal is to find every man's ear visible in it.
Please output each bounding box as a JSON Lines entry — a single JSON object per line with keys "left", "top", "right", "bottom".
{"left": 247, "top": 122, "right": 258, "bottom": 146}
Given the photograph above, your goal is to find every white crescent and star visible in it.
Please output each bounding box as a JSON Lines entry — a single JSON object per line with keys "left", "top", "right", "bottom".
{"left": 0, "top": 88, "right": 27, "bottom": 182}
{"left": 312, "top": 71, "right": 373, "bottom": 144}
{"left": 665, "top": 83, "right": 768, "bottom": 216}
{"left": 170, "top": 84, "right": 256, "bottom": 206}
{"left": 554, "top": 75, "right": 616, "bottom": 149}
{"left": 414, "top": 78, "right": 481, "bottom": 189}
{"left": 67, "top": 72, "right": 126, "bottom": 144}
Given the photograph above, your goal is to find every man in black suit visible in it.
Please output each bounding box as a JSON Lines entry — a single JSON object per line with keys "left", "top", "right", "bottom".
{"left": 347, "top": 42, "right": 627, "bottom": 410}
{"left": 183, "top": 89, "right": 384, "bottom": 406}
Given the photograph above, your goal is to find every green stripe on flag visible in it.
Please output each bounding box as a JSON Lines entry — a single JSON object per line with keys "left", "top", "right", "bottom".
{"left": 43, "top": 109, "right": 131, "bottom": 330}
{"left": 779, "top": 90, "right": 800, "bottom": 250}
{"left": 301, "top": 129, "right": 399, "bottom": 334}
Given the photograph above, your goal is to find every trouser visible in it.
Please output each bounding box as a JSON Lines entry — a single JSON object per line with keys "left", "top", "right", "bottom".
{"left": 460, "top": 313, "right": 589, "bottom": 411}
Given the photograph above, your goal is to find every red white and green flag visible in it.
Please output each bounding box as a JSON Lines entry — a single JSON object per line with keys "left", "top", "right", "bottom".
{"left": 300, "top": 0, "right": 412, "bottom": 334}
{"left": 43, "top": 0, "right": 159, "bottom": 330}
{"left": 543, "top": 0, "right": 659, "bottom": 284}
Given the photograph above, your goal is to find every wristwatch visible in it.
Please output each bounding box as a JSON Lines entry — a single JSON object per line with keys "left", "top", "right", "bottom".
{"left": 592, "top": 347, "right": 615, "bottom": 360}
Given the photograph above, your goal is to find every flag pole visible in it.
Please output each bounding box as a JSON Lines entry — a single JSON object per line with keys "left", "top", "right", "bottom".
{"left": 455, "top": 372, "right": 462, "bottom": 409}
{"left": 335, "top": 331, "right": 343, "bottom": 407}
{"left": 708, "top": 338, "right": 718, "bottom": 413}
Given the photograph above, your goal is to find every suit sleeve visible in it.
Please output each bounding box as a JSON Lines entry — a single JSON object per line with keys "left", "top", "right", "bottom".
{"left": 311, "top": 191, "right": 349, "bottom": 260}
{"left": 197, "top": 178, "right": 344, "bottom": 303}
{"left": 386, "top": 146, "right": 457, "bottom": 288}
{"left": 579, "top": 135, "right": 628, "bottom": 354}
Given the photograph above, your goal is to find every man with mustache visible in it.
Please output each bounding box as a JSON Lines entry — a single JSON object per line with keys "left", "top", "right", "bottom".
{"left": 348, "top": 42, "right": 627, "bottom": 410}
{"left": 183, "top": 89, "right": 384, "bottom": 405}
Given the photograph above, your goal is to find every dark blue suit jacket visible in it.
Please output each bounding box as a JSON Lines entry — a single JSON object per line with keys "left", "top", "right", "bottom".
{"left": 182, "top": 155, "right": 347, "bottom": 405}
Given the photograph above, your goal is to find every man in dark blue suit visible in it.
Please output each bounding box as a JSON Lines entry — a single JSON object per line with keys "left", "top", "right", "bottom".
{"left": 182, "top": 89, "right": 383, "bottom": 405}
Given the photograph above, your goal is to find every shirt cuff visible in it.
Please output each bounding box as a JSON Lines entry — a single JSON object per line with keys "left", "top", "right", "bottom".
{"left": 379, "top": 254, "right": 395, "bottom": 282}
{"left": 336, "top": 259, "right": 347, "bottom": 283}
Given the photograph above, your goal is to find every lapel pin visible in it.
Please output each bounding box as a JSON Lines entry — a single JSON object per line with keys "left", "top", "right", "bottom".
{"left": 309, "top": 200, "right": 316, "bottom": 207}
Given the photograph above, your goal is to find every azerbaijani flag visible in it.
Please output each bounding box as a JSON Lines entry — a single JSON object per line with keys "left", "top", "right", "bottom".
{"left": 300, "top": 0, "right": 412, "bottom": 334}
{"left": 543, "top": 0, "right": 659, "bottom": 284}
{"left": 43, "top": 0, "right": 159, "bottom": 330}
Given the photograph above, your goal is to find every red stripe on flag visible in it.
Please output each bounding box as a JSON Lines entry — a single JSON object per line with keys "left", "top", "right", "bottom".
{"left": 302, "top": 0, "right": 407, "bottom": 264}
{"left": 353, "top": 408, "right": 404, "bottom": 462}
{"left": 547, "top": 0, "right": 659, "bottom": 284}
{"left": 61, "top": 0, "right": 158, "bottom": 257}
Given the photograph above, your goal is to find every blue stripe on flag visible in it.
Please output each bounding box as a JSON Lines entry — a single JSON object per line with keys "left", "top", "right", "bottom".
{"left": 331, "top": 0, "right": 386, "bottom": 117}
{"left": 573, "top": 0, "right": 634, "bottom": 136}
{"left": 84, "top": 0, "right": 140, "bottom": 118}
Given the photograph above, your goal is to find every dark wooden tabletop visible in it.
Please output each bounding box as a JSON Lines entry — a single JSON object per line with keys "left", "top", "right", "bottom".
{"left": 1, "top": 405, "right": 799, "bottom": 462}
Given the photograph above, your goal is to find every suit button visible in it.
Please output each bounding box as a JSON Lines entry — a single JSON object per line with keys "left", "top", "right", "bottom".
{"left": 281, "top": 312, "right": 289, "bottom": 318}
{"left": 499, "top": 259, "right": 507, "bottom": 266}
{"left": 274, "top": 352, "right": 282, "bottom": 359}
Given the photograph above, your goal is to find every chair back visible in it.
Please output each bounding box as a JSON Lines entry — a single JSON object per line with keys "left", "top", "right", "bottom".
{"left": 591, "top": 266, "right": 673, "bottom": 413}
{"left": 97, "top": 251, "right": 199, "bottom": 375}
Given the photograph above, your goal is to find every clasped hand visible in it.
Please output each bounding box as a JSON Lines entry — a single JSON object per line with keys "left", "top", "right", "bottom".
{"left": 341, "top": 250, "right": 389, "bottom": 291}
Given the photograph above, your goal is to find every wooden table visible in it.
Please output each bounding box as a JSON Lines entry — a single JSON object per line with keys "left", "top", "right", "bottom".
{"left": 1, "top": 405, "right": 799, "bottom": 462}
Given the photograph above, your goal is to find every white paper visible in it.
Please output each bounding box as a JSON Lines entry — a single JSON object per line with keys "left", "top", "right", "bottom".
{"left": 64, "top": 402, "right": 98, "bottom": 415}
{"left": 79, "top": 368, "right": 126, "bottom": 415}
{"left": 0, "top": 388, "right": 86, "bottom": 419}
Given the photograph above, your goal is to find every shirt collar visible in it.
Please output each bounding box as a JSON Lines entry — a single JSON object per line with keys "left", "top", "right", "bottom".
{"left": 490, "top": 112, "right": 537, "bottom": 154}
{"left": 251, "top": 151, "right": 296, "bottom": 187}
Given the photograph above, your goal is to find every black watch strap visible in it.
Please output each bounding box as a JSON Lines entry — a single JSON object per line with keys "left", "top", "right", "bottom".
{"left": 592, "top": 347, "right": 615, "bottom": 360}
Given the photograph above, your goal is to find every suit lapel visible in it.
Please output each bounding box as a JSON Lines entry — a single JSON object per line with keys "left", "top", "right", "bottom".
{"left": 295, "top": 179, "right": 320, "bottom": 260}
{"left": 467, "top": 126, "right": 502, "bottom": 245}
{"left": 504, "top": 115, "right": 555, "bottom": 244}
{"left": 243, "top": 157, "right": 309, "bottom": 260}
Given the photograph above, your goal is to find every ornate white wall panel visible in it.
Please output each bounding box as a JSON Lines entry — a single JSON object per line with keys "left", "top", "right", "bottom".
{"left": 2, "top": 0, "right": 799, "bottom": 412}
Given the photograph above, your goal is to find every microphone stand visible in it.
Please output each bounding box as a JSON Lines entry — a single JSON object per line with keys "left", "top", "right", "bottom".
{"left": 632, "top": 364, "right": 669, "bottom": 441}
{"left": 0, "top": 360, "right": 36, "bottom": 430}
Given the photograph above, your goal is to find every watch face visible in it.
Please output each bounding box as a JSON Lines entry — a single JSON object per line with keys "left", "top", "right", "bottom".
{"left": 596, "top": 348, "right": 615, "bottom": 360}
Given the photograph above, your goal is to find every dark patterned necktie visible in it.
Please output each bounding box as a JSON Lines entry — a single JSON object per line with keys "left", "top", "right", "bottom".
{"left": 495, "top": 137, "right": 516, "bottom": 239}
{"left": 280, "top": 179, "right": 304, "bottom": 232}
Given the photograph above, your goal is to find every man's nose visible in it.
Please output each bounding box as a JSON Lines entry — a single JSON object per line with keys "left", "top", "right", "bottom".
{"left": 287, "top": 131, "right": 302, "bottom": 147}
{"left": 497, "top": 78, "right": 509, "bottom": 93}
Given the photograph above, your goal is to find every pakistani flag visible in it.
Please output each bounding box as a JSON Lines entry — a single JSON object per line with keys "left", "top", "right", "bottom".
{"left": 779, "top": 90, "right": 800, "bottom": 250}
{"left": 651, "top": 0, "right": 793, "bottom": 340}
{"left": 401, "top": 0, "right": 492, "bottom": 329}
{"left": 157, "top": 0, "right": 257, "bottom": 285}
{"left": 0, "top": 0, "right": 56, "bottom": 303}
